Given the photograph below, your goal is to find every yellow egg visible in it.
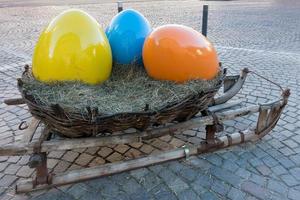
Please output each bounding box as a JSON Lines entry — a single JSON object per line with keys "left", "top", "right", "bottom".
{"left": 32, "top": 9, "right": 112, "bottom": 85}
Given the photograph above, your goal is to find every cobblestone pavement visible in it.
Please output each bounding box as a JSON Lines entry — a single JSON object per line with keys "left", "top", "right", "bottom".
{"left": 0, "top": 0, "right": 300, "bottom": 199}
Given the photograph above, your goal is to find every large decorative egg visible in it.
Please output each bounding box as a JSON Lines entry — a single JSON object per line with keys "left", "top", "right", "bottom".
{"left": 32, "top": 9, "right": 112, "bottom": 85}
{"left": 143, "top": 24, "right": 220, "bottom": 82}
{"left": 106, "top": 9, "right": 151, "bottom": 64}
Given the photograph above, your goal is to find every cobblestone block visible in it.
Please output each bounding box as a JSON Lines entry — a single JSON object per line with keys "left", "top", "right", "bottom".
{"left": 227, "top": 187, "right": 246, "bottom": 200}
{"left": 200, "top": 191, "right": 219, "bottom": 200}
{"left": 0, "top": 162, "right": 8, "bottom": 172}
{"left": 241, "top": 181, "right": 269, "bottom": 200}
{"left": 100, "top": 181, "right": 122, "bottom": 198}
{"left": 31, "top": 189, "right": 74, "bottom": 200}
{"left": 179, "top": 166, "right": 198, "bottom": 182}
{"left": 84, "top": 147, "right": 99, "bottom": 155}
{"left": 127, "top": 187, "right": 151, "bottom": 200}
{"left": 262, "top": 156, "right": 278, "bottom": 168}
{"left": 68, "top": 164, "right": 82, "bottom": 171}
{"left": 48, "top": 151, "right": 65, "bottom": 159}
{"left": 280, "top": 174, "right": 298, "bottom": 186}
{"left": 290, "top": 167, "right": 300, "bottom": 181}
{"left": 4, "top": 164, "right": 21, "bottom": 175}
{"left": 187, "top": 156, "right": 211, "bottom": 171}
{"left": 267, "top": 179, "right": 288, "bottom": 196}
{"left": 223, "top": 160, "right": 239, "bottom": 172}
{"left": 249, "top": 174, "right": 266, "bottom": 186}
{"left": 7, "top": 156, "right": 20, "bottom": 164}
{"left": 166, "top": 177, "right": 189, "bottom": 194}
{"left": 210, "top": 166, "right": 242, "bottom": 186}
{"left": 62, "top": 151, "right": 79, "bottom": 163}
{"left": 271, "top": 165, "right": 288, "bottom": 176}
{"left": 67, "top": 183, "right": 89, "bottom": 199}
{"left": 106, "top": 152, "right": 123, "bottom": 162}
{"left": 16, "top": 166, "right": 34, "bottom": 178}
{"left": 97, "top": 147, "right": 113, "bottom": 158}
{"left": 88, "top": 157, "right": 105, "bottom": 167}
{"left": 283, "top": 139, "right": 299, "bottom": 148}
{"left": 169, "top": 138, "right": 185, "bottom": 147}
{"left": 290, "top": 154, "right": 300, "bottom": 165}
{"left": 236, "top": 168, "right": 251, "bottom": 179}
{"left": 177, "top": 189, "right": 200, "bottom": 200}
{"left": 53, "top": 160, "right": 71, "bottom": 173}
{"left": 211, "top": 181, "right": 230, "bottom": 196}
{"left": 288, "top": 189, "right": 300, "bottom": 200}
{"left": 0, "top": 156, "right": 8, "bottom": 162}
{"left": 141, "top": 172, "right": 162, "bottom": 192}
{"left": 192, "top": 173, "right": 214, "bottom": 189}
{"left": 121, "top": 178, "right": 143, "bottom": 195}
{"left": 129, "top": 142, "right": 143, "bottom": 149}
{"left": 47, "top": 158, "right": 59, "bottom": 169}
{"left": 148, "top": 164, "right": 165, "bottom": 174}
{"left": 140, "top": 144, "right": 154, "bottom": 154}
{"left": 256, "top": 165, "right": 272, "bottom": 176}
{"left": 151, "top": 184, "right": 177, "bottom": 200}
{"left": 79, "top": 190, "right": 103, "bottom": 200}
{"left": 109, "top": 173, "right": 131, "bottom": 186}
{"left": 75, "top": 153, "right": 94, "bottom": 166}
{"left": 277, "top": 157, "right": 296, "bottom": 169}
{"left": 279, "top": 147, "right": 295, "bottom": 156}
{"left": 129, "top": 168, "right": 149, "bottom": 180}
{"left": 114, "top": 144, "right": 130, "bottom": 154}
{"left": 0, "top": 174, "right": 17, "bottom": 187}
{"left": 17, "top": 155, "right": 29, "bottom": 165}
{"left": 124, "top": 148, "right": 141, "bottom": 159}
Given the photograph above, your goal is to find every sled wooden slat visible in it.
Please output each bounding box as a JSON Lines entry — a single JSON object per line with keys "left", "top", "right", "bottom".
{"left": 256, "top": 108, "right": 268, "bottom": 134}
{"left": 208, "top": 100, "right": 242, "bottom": 112}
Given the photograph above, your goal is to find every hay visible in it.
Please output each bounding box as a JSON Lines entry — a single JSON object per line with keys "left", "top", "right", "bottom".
{"left": 22, "top": 64, "right": 221, "bottom": 115}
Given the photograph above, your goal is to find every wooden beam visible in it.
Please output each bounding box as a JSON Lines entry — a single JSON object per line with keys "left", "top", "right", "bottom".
{"left": 42, "top": 133, "right": 140, "bottom": 152}
{"left": 4, "top": 98, "right": 25, "bottom": 105}
{"left": 208, "top": 100, "right": 242, "bottom": 113}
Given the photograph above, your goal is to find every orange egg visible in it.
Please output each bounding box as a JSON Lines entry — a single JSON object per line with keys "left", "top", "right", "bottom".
{"left": 142, "top": 24, "right": 220, "bottom": 82}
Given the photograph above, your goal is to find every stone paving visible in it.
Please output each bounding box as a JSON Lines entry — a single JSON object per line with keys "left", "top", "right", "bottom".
{"left": 0, "top": 0, "right": 300, "bottom": 199}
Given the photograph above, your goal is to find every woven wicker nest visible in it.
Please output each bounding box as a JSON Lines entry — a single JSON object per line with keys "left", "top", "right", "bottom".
{"left": 18, "top": 64, "right": 224, "bottom": 138}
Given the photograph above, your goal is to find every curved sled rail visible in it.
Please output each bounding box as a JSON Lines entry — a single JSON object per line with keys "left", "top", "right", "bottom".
{"left": 211, "top": 68, "right": 249, "bottom": 106}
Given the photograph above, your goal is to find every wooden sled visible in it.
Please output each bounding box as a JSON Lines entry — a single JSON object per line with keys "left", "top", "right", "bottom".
{"left": 1, "top": 68, "right": 290, "bottom": 193}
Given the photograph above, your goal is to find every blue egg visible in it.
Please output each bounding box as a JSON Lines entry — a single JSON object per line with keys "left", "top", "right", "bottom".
{"left": 106, "top": 9, "right": 151, "bottom": 64}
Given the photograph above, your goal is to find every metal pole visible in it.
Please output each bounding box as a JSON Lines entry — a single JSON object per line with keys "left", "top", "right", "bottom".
{"left": 202, "top": 5, "right": 208, "bottom": 36}
{"left": 117, "top": 1, "right": 123, "bottom": 13}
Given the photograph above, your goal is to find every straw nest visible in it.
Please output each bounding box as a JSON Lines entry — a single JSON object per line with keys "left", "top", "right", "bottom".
{"left": 21, "top": 64, "right": 222, "bottom": 115}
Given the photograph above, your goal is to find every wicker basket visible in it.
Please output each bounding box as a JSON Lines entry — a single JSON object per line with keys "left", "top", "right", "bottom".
{"left": 18, "top": 67, "right": 225, "bottom": 138}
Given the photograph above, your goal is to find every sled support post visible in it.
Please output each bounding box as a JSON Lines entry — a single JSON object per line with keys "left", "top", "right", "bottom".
{"left": 202, "top": 5, "right": 208, "bottom": 36}
{"left": 32, "top": 153, "right": 49, "bottom": 185}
